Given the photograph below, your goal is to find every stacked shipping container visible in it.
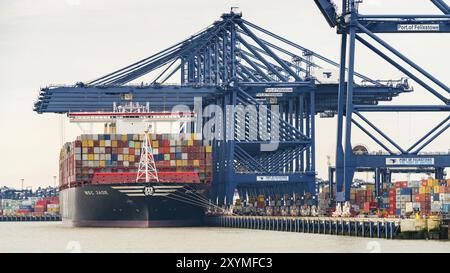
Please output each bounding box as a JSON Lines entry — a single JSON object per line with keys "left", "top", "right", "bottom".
{"left": 59, "top": 133, "right": 212, "bottom": 188}
{"left": 384, "top": 179, "right": 450, "bottom": 216}
{"left": 349, "top": 185, "right": 377, "bottom": 213}
{"left": 340, "top": 179, "right": 450, "bottom": 217}
{"left": 0, "top": 196, "right": 59, "bottom": 216}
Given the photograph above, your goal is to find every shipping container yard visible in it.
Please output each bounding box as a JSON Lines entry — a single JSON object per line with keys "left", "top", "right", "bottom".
{"left": 0, "top": 187, "right": 60, "bottom": 221}
{"left": 1, "top": 0, "right": 450, "bottom": 255}
{"left": 29, "top": 0, "right": 450, "bottom": 237}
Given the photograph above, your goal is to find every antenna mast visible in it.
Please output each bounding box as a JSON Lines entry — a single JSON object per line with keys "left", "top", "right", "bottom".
{"left": 136, "top": 131, "right": 159, "bottom": 183}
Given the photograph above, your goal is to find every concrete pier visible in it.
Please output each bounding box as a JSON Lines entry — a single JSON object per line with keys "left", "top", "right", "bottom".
{"left": 206, "top": 216, "right": 403, "bottom": 239}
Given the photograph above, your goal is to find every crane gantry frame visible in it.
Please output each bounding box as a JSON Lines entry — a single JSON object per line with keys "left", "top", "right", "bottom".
{"left": 35, "top": 8, "right": 412, "bottom": 204}
{"left": 316, "top": 0, "right": 450, "bottom": 202}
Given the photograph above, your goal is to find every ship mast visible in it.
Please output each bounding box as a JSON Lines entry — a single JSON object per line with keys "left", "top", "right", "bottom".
{"left": 136, "top": 131, "right": 159, "bottom": 183}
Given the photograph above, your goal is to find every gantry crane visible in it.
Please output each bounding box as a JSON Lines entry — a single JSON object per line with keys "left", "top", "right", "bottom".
{"left": 315, "top": 0, "right": 450, "bottom": 202}
{"left": 34, "top": 9, "right": 410, "bottom": 205}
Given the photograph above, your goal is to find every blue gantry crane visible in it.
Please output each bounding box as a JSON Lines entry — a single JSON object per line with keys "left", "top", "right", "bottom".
{"left": 315, "top": 0, "right": 450, "bottom": 203}
{"left": 34, "top": 8, "right": 410, "bottom": 204}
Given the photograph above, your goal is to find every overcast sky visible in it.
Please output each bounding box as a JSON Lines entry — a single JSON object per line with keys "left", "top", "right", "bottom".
{"left": 0, "top": 0, "right": 448, "bottom": 189}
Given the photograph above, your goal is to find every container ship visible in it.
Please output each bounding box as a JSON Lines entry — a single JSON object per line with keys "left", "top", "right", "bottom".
{"left": 59, "top": 132, "right": 213, "bottom": 227}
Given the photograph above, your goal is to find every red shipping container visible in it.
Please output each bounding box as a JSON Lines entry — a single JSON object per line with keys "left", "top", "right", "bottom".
{"left": 421, "top": 180, "right": 428, "bottom": 187}
{"left": 363, "top": 202, "right": 370, "bottom": 212}
{"left": 129, "top": 148, "right": 135, "bottom": 155}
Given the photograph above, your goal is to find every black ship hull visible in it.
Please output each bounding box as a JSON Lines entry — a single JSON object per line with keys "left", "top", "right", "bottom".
{"left": 60, "top": 183, "right": 210, "bottom": 227}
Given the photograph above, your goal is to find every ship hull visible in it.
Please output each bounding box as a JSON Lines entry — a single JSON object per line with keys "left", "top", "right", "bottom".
{"left": 60, "top": 183, "right": 209, "bottom": 228}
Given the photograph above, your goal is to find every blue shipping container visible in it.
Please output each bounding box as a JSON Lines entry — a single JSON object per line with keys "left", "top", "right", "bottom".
{"left": 443, "top": 204, "right": 450, "bottom": 213}
{"left": 400, "top": 188, "right": 412, "bottom": 195}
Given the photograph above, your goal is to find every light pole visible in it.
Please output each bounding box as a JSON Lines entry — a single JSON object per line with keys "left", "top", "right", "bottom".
{"left": 20, "top": 178, "right": 24, "bottom": 190}
{"left": 53, "top": 176, "right": 57, "bottom": 188}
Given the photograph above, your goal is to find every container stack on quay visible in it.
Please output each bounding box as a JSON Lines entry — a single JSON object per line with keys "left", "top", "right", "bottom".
{"left": 384, "top": 179, "right": 450, "bottom": 217}
{"left": 232, "top": 192, "right": 318, "bottom": 217}
{"left": 341, "top": 178, "right": 450, "bottom": 218}
{"left": 0, "top": 196, "right": 59, "bottom": 217}
{"left": 230, "top": 178, "right": 450, "bottom": 219}
{"left": 317, "top": 187, "right": 332, "bottom": 216}
{"left": 349, "top": 185, "right": 377, "bottom": 214}
{"left": 59, "top": 133, "right": 212, "bottom": 188}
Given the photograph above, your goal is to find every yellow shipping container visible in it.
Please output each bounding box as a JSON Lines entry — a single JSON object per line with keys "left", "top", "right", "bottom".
{"left": 193, "top": 160, "right": 200, "bottom": 167}
{"left": 99, "top": 140, "right": 105, "bottom": 147}
{"left": 205, "top": 146, "right": 212, "bottom": 153}
{"left": 123, "top": 155, "right": 129, "bottom": 161}
{"left": 176, "top": 160, "right": 182, "bottom": 167}
{"left": 112, "top": 140, "right": 118, "bottom": 147}
{"left": 434, "top": 186, "right": 440, "bottom": 194}
{"left": 129, "top": 155, "right": 135, "bottom": 162}
{"left": 152, "top": 141, "right": 159, "bottom": 148}
{"left": 420, "top": 186, "right": 432, "bottom": 194}
{"left": 428, "top": 178, "right": 437, "bottom": 187}
{"left": 187, "top": 140, "right": 194, "bottom": 146}
{"left": 88, "top": 154, "right": 94, "bottom": 161}
{"left": 121, "top": 135, "right": 127, "bottom": 141}
{"left": 82, "top": 140, "right": 88, "bottom": 147}
{"left": 135, "top": 142, "right": 141, "bottom": 149}
{"left": 99, "top": 161, "right": 105, "bottom": 167}
{"left": 88, "top": 140, "right": 94, "bottom": 147}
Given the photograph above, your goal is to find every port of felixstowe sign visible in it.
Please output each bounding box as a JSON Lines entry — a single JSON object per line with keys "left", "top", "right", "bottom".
{"left": 397, "top": 24, "right": 440, "bottom": 32}
{"left": 256, "top": 87, "right": 294, "bottom": 98}
{"left": 386, "top": 157, "right": 435, "bottom": 166}
{"left": 257, "top": 176, "right": 289, "bottom": 182}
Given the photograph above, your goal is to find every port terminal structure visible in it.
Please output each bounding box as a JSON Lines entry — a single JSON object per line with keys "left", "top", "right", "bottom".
{"left": 316, "top": 0, "right": 450, "bottom": 203}
{"left": 35, "top": 8, "right": 414, "bottom": 205}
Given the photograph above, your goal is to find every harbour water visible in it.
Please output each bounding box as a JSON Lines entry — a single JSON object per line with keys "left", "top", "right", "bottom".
{"left": 0, "top": 222, "right": 449, "bottom": 253}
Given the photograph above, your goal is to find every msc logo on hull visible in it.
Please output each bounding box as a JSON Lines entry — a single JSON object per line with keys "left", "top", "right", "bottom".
{"left": 144, "top": 186, "right": 155, "bottom": 196}
{"left": 111, "top": 185, "right": 183, "bottom": 197}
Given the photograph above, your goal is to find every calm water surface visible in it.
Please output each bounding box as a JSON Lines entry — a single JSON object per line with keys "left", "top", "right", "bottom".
{"left": 0, "top": 222, "right": 449, "bottom": 253}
